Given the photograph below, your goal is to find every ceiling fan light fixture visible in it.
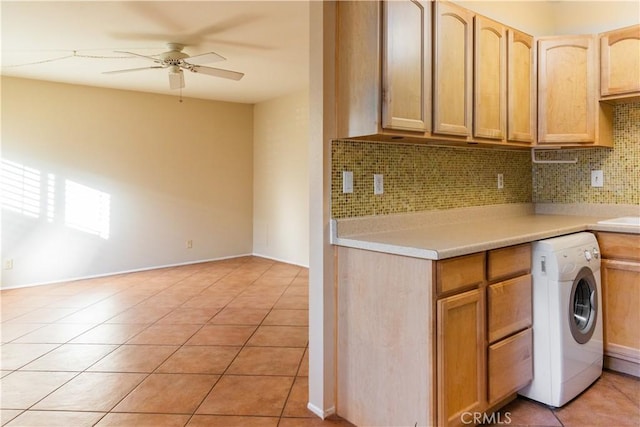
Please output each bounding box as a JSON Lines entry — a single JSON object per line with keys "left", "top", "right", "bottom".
{"left": 106, "top": 42, "right": 243, "bottom": 89}
{"left": 168, "top": 69, "right": 185, "bottom": 90}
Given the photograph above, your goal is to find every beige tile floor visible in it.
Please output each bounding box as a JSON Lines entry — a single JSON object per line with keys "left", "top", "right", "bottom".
{"left": 1, "top": 256, "right": 638, "bottom": 427}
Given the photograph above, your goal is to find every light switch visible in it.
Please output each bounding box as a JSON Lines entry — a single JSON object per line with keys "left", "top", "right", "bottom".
{"left": 591, "top": 170, "right": 604, "bottom": 188}
{"left": 342, "top": 171, "right": 353, "bottom": 194}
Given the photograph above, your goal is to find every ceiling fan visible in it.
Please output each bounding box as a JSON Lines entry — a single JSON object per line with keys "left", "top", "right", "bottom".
{"left": 103, "top": 43, "right": 244, "bottom": 89}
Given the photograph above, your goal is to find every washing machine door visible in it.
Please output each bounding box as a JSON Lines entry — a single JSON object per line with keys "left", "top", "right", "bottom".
{"left": 569, "top": 267, "right": 598, "bottom": 344}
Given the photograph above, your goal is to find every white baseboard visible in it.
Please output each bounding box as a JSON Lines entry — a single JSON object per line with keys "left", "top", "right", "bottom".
{"left": 307, "top": 402, "right": 336, "bottom": 419}
{"left": 251, "top": 252, "right": 309, "bottom": 269}
{"left": 0, "top": 253, "right": 254, "bottom": 290}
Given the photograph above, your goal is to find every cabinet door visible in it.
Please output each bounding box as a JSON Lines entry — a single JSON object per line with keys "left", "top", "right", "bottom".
{"left": 601, "top": 259, "right": 640, "bottom": 364}
{"left": 538, "top": 35, "right": 597, "bottom": 144}
{"left": 382, "top": 0, "right": 431, "bottom": 132}
{"left": 507, "top": 29, "right": 536, "bottom": 143}
{"left": 433, "top": 1, "right": 473, "bottom": 137}
{"left": 437, "top": 289, "right": 485, "bottom": 427}
{"left": 336, "top": 1, "right": 382, "bottom": 138}
{"left": 600, "top": 25, "right": 640, "bottom": 97}
{"left": 474, "top": 15, "right": 506, "bottom": 140}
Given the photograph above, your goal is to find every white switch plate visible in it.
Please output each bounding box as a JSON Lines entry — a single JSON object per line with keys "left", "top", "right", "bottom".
{"left": 342, "top": 171, "right": 354, "bottom": 194}
{"left": 591, "top": 170, "right": 604, "bottom": 187}
{"left": 497, "top": 173, "right": 504, "bottom": 189}
{"left": 374, "top": 174, "right": 384, "bottom": 195}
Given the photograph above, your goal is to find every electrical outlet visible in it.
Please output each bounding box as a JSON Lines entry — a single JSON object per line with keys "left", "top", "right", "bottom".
{"left": 186, "top": 240, "right": 193, "bottom": 249}
{"left": 497, "top": 173, "right": 504, "bottom": 189}
{"left": 591, "top": 170, "right": 604, "bottom": 187}
{"left": 374, "top": 174, "right": 384, "bottom": 195}
{"left": 342, "top": 171, "right": 354, "bottom": 194}
{"left": 3, "top": 259, "right": 14, "bottom": 270}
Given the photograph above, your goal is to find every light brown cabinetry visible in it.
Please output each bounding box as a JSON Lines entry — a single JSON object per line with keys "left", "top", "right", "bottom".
{"left": 436, "top": 243, "right": 532, "bottom": 426}
{"left": 600, "top": 25, "right": 640, "bottom": 99}
{"left": 336, "top": 0, "right": 382, "bottom": 139}
{"left": 382, "top": 0, "right": 431, "bottom": 132}
{"left": 433, "top": 1, "right": 474, "bottom": 137}
{"left": 437, "top": 288, "right": 485, "bottom": 427}
{"left": 537, "top": 35, "right": 613, "bottom": 146}
{"left": 336, "top": 242, "right": 534, "bottom": 427}
{"left": 336, "top": 247, "right": 434, "bottom": 426}
{"left": 435, "top": 4, "right": 535, "bottom": 146}
{"left": 594, "top": 232, "right": 640, "bottom": 377}
{"left": 488, "top": 328, "right": 533, "bottom": 404}
{"left": 473, "top": 15, "right": 506, "bottom": 140}
{"left": 336, "top": 0, "right": 431, "bottom": 139}
{"left": 507, "top": 29, "right": 536, "bottom": 143}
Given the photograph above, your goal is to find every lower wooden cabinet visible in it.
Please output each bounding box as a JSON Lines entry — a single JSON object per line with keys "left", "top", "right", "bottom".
{"left": 336, "top": 243, "right": 533, "bottom": 427}
{"left": 487, "top": 274, "right": 532, "bottom": 343}
{"left": 437, "top": 289, "right": 485, "bottom": 427}
{"left": 602, "top": 260, "right": 640, "bottom": 369}
{"left": 595, "top": 232, "right": 640, "bottom": 377}
{"left": 436, "top": 243, "right": 532, "bottom": 426}
{"left": 488, "top": 328, "right": 533, "bottom": 405}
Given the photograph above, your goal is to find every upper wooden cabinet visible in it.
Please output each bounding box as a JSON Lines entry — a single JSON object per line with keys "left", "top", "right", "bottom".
{"left": 473, "top": 15, "right": 506, "bottom": 140}
{"left": 336, "top": 1, "right": 619, "bottom": 148}
{"left": 434, "top": 3, "right": 536, "bottom": 146}
{"left": 507, "top": 29, "right": 536, "bottom": 143}
{"left": 382, "top": 0, "right": 431, "bottom": 132}
{"left": 336, "top": 0, "right": 431, "bottom": 140}
{"left": 336, "top": 1, "right": 382, "bottom": 139}
{"left": 600, "top": 24, "right": 640, "bottom": 99}
{"left": 537, "top": 35, "right": 612, "bottom": 146}
{"left": 433, "top": 1, "right": 474, "bottom": 137}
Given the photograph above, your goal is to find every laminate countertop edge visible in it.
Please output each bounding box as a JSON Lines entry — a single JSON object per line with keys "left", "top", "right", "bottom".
{"left": 331, "top": 214, "right": 640, "bottom": 260}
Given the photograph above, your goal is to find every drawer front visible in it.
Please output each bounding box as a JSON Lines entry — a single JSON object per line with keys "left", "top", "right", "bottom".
{"left": 488, "top": 328, "right": 533, "bottom": 405}
{"left": 488, "top": 274, "right": 532, "bottom": 343}
{"left": 487, "top": 243, "right": 531, "bottom": 282}
{"left": 595, "top": 232, "right": 640, "bottom": 262}
{"left": 436, "top": 252, "right": 485, "bottom": 296}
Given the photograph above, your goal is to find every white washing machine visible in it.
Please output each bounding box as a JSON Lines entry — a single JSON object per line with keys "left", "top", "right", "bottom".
{"left": 519, "top": 232, "right": 603, "bottom": 407}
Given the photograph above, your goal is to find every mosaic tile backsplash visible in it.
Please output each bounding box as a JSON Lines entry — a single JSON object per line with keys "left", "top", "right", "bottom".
{"left": 331, "top": 142, "right": 532, "bottom": 218}
{"left": 533, "top": 102, "right": 640, "bottom": 204}
{"left": 331, "top": 102, "right": 639, "bottom": 219}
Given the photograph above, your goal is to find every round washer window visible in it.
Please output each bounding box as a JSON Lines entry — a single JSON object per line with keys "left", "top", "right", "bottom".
{"left": 568, "top": 267, "right": 598, "bottom": 344}
{"left": 573, "top": 279, "right": 592, "bottom": 331}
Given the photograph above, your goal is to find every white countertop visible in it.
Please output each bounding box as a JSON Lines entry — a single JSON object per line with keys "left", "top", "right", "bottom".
{"left": 331, "top": 206, "right": 640, "bottom": 260}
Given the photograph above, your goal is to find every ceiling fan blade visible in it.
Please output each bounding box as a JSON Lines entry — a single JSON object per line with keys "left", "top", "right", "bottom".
{"left": 169, "top": 70, "right": 185, "bottom": 90}
{"left": 184, "top": 52, "right": 226, "bottom": 65}
{"left": 114, "top": 50, "right": 160, "bottom": 63}
{"left": 190, "top": 65, "right": 244, "bottom": 81}
{"left": 103, "top": 66, "right": 164, "bottom": 74}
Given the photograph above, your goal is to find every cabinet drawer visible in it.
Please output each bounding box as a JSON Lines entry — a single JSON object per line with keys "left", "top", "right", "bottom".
{"left": 595, "top": 232, "right": 640, "bottom": 262}
{"left": 436, "top": 252, "right": 485, "bottom": 295}
{"left": 488, "top": 274, "right": 532, "bottom": 343}
{"left": 487, "top": 243, "right": 531, "bottom": 281}
{"left": 488, "top": 328, "right": 533, "bottom": 405}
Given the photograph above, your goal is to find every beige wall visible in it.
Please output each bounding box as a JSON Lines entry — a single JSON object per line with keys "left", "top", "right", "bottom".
{"left": 253, "top": 90, "right": 309, "bottom": 266}
{"left": 1, "top": 77, "right": 254, "bottom": 288}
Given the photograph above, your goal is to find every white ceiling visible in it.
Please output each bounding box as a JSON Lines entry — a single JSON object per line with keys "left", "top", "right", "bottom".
{"left": 0, "top": 1, "right": 310, "bottom": 104}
